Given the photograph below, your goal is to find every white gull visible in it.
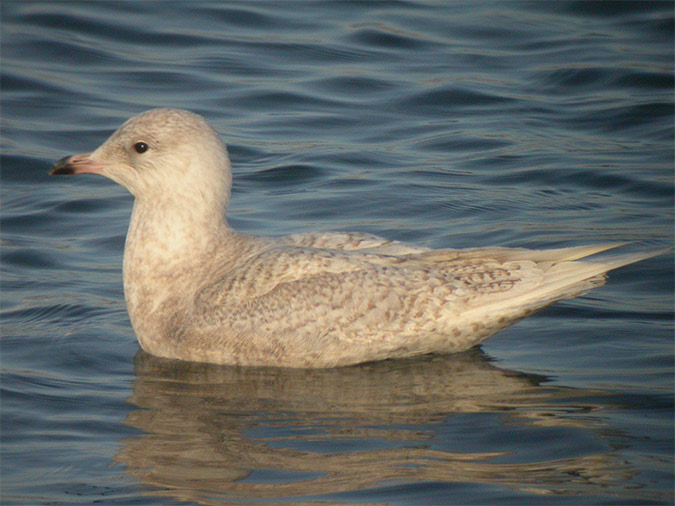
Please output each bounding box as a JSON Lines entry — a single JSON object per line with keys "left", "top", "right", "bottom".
{"left": 50, "top": 108, "right": 661, "bottom": 368}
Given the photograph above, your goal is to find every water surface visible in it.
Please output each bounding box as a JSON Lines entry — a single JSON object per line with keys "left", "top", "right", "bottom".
{"left": 2, "top": 1, "right": 673, "bottom": 504}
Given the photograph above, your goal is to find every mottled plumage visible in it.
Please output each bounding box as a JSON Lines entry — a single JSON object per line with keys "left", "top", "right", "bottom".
{"left": 50, "top": 108, "right": 660, "bottom": 367}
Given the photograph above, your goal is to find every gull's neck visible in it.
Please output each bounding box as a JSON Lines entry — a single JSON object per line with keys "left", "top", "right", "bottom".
{"left": 123, "top": 190, "right": 232, "bottom": 280}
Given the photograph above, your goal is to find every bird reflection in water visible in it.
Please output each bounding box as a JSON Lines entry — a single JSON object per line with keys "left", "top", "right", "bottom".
{"left": 115, "top": 349, "right": 649, "bottom": 504}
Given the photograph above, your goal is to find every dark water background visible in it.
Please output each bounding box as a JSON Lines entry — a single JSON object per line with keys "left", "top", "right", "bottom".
{"left": 2, "top": 1, "right": 673, "bottom": 504}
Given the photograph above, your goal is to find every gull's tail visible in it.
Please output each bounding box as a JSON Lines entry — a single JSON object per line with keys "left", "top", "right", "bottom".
{"left": 415, "top": 244, "right": 669, "bottom": 344}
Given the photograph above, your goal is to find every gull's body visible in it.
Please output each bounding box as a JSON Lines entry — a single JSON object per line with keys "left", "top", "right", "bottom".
{"left": 51, "top": 108, "right": 659, "bottom": 368}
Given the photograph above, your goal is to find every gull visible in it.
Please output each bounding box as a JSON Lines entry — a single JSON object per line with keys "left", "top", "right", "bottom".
{"left": 50, "top": 108, "right": 661, "bottom": 367}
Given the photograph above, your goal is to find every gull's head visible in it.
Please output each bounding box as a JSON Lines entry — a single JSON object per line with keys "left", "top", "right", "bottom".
{"left": 50, "top": 108, "right": 232, "bottom": 205}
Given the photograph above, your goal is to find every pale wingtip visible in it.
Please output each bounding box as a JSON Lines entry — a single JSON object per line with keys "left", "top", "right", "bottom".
{"left": 589, "top": 246, "right": 671, "bottom": 272}
{"left": 556, "top": 242, "right": 632, "bottom": 261}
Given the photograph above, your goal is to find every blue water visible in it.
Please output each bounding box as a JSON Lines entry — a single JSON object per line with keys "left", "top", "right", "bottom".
{"left": 1, "top": 1, "right": 673, "bottom": 504}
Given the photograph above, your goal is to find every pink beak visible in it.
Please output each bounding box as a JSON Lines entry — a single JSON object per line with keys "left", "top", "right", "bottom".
{"left": 49, "top": 153, "right": 107, "bottom": 176}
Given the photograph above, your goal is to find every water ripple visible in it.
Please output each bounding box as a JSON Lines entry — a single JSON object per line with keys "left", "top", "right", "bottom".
{"left": 1, "top": 1, "right": 672, "bottom": 504}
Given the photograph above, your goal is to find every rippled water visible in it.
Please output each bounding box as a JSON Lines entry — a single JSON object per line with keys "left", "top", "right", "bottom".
{"left": 2, "top": 1, "right": 673, "bottom": 504}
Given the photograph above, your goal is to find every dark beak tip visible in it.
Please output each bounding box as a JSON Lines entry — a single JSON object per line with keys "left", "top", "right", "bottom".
{"left": 50, "top": 155, "right": 76, "bottom": 176}
{"left": 49, "top": 166, "right": 75, "bottom": 176}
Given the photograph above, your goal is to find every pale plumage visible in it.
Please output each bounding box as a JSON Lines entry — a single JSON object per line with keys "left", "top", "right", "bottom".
{"left": 50, "top": 108, "right": 661, "bottom": 368}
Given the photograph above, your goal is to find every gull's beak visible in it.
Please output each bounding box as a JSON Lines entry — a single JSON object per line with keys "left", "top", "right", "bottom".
{"left": 49, "top": 153, "right": 107, "bottom": 176}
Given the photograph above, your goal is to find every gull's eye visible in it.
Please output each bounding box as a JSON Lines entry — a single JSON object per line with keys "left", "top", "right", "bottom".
{"left": 134, "top": 142, "right": 149, "bottom": 154}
